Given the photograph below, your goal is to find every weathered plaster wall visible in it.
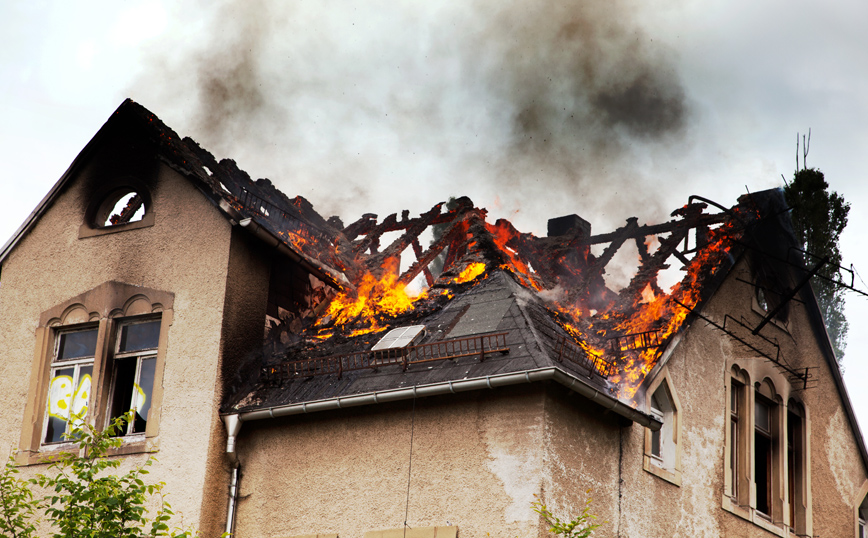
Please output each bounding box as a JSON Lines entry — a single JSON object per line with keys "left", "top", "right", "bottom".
{"left": 0, "top": 151, "right": 238, "bottom": 532}
{"left": 233, "top": 386, "right": 584, "bottom": 538}
{"left": 541, "top": 384, "right": 621, "bottom": 538}
{"left": 612, "top": 258, "right": 868, "bottom": 537}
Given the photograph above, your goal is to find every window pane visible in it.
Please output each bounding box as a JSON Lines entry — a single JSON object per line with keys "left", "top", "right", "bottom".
{"left": 69, "top": 366, "right": 92, "bottom": 431}
{"left": 730, "top": 419, "right": 738, "bottom": 496}
{"left": 45, "top": 366, "right": 75, "bottom": 443}
{"left": 755, "top": 431, "right": 772, "bottom": 515}
{"left": 58, "top": 330, "right": 98, "bottom": 360}
{"left": 651, "top": 393, "right": 662, "bottom": 413}
{"left": 132, "top": 357, "right": 156, "bottom": 433}
{"left": 651, "top": 428, "right": 661, "bottom": 457}
{"left": 755, "top": 399, "right": 770, "bottom": 432}
{"left": 731, "top": 383, "right": 739, "bottom": 414}
{"left": 109, "top": 358, "right": 138, "bottom": 434}
{"left": 119, "top": 321, "right": 161, "bottom": 353}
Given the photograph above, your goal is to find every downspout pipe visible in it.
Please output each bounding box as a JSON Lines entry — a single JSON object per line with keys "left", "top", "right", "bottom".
{"left": 222, "top": 414, "right": 243, "bottom": 536}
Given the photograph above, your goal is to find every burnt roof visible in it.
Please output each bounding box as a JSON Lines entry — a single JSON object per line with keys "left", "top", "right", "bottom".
{"left": 224, "top": 270, "right": 617, "bottom": 414}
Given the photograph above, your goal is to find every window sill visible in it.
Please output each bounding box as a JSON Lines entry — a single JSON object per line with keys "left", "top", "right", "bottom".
{"left": 643, "top": 454, "right": 682, "bottom": 486}
{"left": 16, "top": 435, "right": 159, "bottom": 466}
{"left": 78, "top": 211, "right": 155, "bottom": 239}
{"left": 721, "top": 495, "right": 795, "bottom": 537}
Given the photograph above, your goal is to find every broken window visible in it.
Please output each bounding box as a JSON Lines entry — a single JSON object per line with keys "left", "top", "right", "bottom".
{"left": 43, "top": 328, "right": 98, "bottom": 443}
{"left": 108, "top": 319, "right": 160, "bottom": 436}
{"left": 96, "top": 189, "right": 146, "bottom": 227}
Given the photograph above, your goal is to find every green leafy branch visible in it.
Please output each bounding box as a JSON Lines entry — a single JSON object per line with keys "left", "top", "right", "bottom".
{"left": 0, "top": 412, "right": 216, "bottom": 538}
{"left": 532, "top": 491, "right": 601, "bottom": 538}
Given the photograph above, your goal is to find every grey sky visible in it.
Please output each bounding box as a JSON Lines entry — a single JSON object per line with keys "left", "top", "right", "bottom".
{"left": 2, "top": 0, "right": 867, "bottom": 429}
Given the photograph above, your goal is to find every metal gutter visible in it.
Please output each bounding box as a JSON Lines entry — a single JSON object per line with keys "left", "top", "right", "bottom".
{"left": 221, "top": 367, "right": 660, "bottom": 454}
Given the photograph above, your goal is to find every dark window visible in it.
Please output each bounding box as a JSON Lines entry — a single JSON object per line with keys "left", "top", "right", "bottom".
{"left": 650, "top": 393, "right": 663, "bottom": 459}
{"left": 730, "top": 381, "right": 742, "bottom": 498}
{"left": 755, "top": 397, "right": 773, "bottom": 516}
{"left": 860, "top": 493, "right": 868, "bottom": 538}
{"left": 108, "top": 320, "right": 160, "bottom": 436}
{"left": 97, "top": 190, "right": 146, "bottom": 227}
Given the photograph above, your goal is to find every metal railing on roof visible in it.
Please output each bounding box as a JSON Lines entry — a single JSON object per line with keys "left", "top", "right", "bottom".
{"left": 262, "top": 332, "right": 510, "bottom": 383}
{"left": 238, "top": 187, "right": 332, "bottom": 245}
{"left": 607, "top": 329, "right": 664, "bottom": 354}
{"left": 554, "top": 335, "right": 615, "bottom": 378}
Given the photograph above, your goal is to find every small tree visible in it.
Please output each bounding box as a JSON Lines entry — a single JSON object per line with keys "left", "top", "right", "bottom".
{"left": 783, "top": 134, "right": 851, "bottom": 361}
{"left": 532, "top": 493, "right": 601, "bottom": 538}
{"left": 0, "top": 414, "right": 207, "bottom": 538}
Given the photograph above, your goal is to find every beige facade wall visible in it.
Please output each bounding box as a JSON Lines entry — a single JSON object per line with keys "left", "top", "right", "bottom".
{"left": 0, "top": 144, "right": 248, "bottom": 533}
{"left": 232, "top": 385, "right": 627, "bottom": 538}
{"left": 611, "top": 258, "right": 868, "bottom": 537}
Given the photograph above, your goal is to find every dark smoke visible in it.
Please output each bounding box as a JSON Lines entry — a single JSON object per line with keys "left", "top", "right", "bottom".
{"left": 131, "top": 0, "right": 691, "bottom": 234}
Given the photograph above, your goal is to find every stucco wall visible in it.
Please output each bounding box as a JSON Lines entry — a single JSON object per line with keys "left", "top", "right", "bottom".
{"left": 233, "top": 385, "right": 617, "bottom": 538}
{"left": 0, "top": 147, "right": 238, "bottom": 533}
{"left": 611, "top": 258, "right": 868, "bottom": 537}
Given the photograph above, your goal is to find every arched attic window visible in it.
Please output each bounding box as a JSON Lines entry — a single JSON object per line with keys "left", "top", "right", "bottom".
{"left": 97, "top": 189, "right": 146, "bottom": 227}
{"left": 80, "top": 183, "right": 155, "bottom": 238}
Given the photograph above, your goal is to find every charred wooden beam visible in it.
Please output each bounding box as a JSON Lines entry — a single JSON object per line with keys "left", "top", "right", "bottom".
{"left": 352, "top": 213, "right": 398, "bottom": 255}
{"left": 617, "top": 205, "right": 710, "bottom": 306}
{"left": 412, "top": 238, "right": 435, "bottom": 287}
{"left": 342, "top": 214, "right": 378, "bottom": 242}
{"left": 397, "top": 207, "right": 477, "bottom": 287}
{"left": 582, "top": 217, "right": 640, "bottom": 289}
{"left": 635, "top": 236, "right": 664, "bottom": 296}
{"left": 365, "top": 203, "right": 444, "bottom": 272}
{"left": 581, "top": 212, "right": 727, "bottom": 246}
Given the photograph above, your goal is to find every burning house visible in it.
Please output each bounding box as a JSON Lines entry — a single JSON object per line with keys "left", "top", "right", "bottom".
{"left": 1, "top": 100, "right": 867, "bottom": 537}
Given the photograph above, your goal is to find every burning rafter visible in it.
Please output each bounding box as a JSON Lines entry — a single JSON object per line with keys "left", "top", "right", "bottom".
{"left": 231, "top": 186, "right": 758, "bottom": 399}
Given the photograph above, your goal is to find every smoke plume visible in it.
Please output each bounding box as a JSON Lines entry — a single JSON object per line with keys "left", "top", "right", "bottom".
{"left": 132, "top": 0, "right": 690, "bottom": 235}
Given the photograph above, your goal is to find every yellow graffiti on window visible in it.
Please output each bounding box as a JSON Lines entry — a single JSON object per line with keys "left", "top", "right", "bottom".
{"left": 47, "top": 374, "right": 91, "bottom": 428}
{"left": 131, "top": 383, "right": 146, "bottom": 414}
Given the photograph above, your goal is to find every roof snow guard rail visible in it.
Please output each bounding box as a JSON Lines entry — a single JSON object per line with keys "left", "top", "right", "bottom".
{"left": 262, "top": 332, "right": 510, "bottom": 383}
{"left": 554, "top": 335, "right": 615, "bottom": 379}
{"left": 238, "top": 187, "right": 333, "bottom": 244}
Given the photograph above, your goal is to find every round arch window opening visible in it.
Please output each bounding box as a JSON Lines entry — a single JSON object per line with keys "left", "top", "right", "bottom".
{"left": 97, "top": 190, "right": 146, "bottom": 227}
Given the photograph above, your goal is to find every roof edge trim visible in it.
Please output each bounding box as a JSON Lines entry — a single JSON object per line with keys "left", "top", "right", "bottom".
{"left": 221, "top": 367, "right": 661, "bottom": 438}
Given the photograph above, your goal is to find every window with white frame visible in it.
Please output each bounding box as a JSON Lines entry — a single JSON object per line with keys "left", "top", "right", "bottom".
{"left": 43, "top": 328, "right": 98, "bottom": 443}
{"left": 43, "top": 319, "right": 163, "bottom": 444}
{"left": 644, "top": 371, "right": 681, "bottom": 485}
{"left": 21, "top": 282, "right": 173, "bottom": 461}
